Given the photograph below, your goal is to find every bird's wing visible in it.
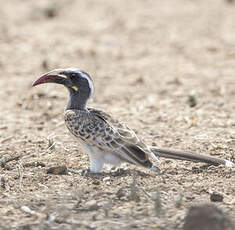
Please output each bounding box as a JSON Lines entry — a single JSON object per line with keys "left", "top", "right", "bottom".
{"left": 85, "top": 108, "right": 155, "bottom": 167}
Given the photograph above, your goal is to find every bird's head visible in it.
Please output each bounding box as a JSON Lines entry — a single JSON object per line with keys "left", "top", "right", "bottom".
{"left": 32, "top": 68, "right": 94, "bottom": 99}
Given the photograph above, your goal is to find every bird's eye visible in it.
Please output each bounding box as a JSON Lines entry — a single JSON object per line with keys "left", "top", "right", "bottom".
{"left": 70, "top": 73, "right": 76, "bottom": 78}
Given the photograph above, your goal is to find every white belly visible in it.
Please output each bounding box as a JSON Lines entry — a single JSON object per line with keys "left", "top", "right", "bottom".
{"left": 80, "top": 141, "right": 122, "bottom": 172}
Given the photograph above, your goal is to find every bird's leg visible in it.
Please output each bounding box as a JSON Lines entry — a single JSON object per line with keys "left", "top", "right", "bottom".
{"left": 67, "top": 151, "right": 105, "bottom": 176}
{"left": 67, "top": 168, "right": 99, "bottom": 176}
{"left": 87, "top": 152, "right": 105, "bottom": 173}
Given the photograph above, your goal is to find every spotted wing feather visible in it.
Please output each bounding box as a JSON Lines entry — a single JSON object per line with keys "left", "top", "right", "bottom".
{"left": 64, "top": 108, "right": 155, "bottom": 168}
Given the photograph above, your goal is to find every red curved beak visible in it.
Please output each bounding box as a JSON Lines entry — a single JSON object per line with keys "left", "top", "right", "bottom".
{"left": 32, "top": 69, "right": 67, "bottom": 87}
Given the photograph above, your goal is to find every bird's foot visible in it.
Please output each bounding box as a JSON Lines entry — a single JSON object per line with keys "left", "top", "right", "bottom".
{"left": 79, "top": 168, "right": 92, "bottom": 176}
{"left": 68, "top": 168, "right": 103, "bottom": 177}
{"left": 67, "top": 168, "right": 91, "bottom": 176}
{"left": 151, "top": 165, "right": 163, "bottom": 174}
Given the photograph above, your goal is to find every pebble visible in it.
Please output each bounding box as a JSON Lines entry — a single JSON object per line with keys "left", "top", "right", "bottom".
{"left": 210, "top": 192, "right": 224, "bottom": 202}
{"left": 47, "top": 165, "right": 68, "bottom": 175}
{"left": 228, "top": 198, "right": 235, "bottom": 205}
{"left": 103, "top": 176, "right": 111, "bottom": 182}
{"left": 187, "top": 93, "right": 197, "bottom": 107}
{"left": 85, "top": 200, "right": 99, "bottom": 211}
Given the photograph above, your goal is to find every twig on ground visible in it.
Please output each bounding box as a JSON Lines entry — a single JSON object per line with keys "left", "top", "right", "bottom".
{"left": 44, "top": 212, "right": 57, "bottom": 228}
{"left": 174, "top": 192, "right": 183, "bottom": 208}
{"left": 154, "top": 188, "right": 162, "bottom": 217}
{"left": 0, "top": 136, "right": 13, "bottom": 143}
{"left": 67, "top": 168, "right": 83, "bottom": 174}
{"left": 56, "top": 121, "right": 65, "bottom": 127}
{"left": 23, "top": 162, "right": 46, "bottom": 168}
{"left": 1, "top": 176, "right": 6, "bottom": 189}
{"left": 0, "top": 155, "right": 20, "bottom": 168}
{"left": 39, "top": 134, "right": 57, "bottom": 156}
{"left": 17, "top": 160, "right": 24, "bottom": 190}
{"left": 141, "top": 187, "right": 153, "bottom": 200}
{"left": 103, "top": 200, "right": 112, "bottom": 217}
{"left": 40, "top": 141, "right": 56, "bottom": 156}
{"left": 129, "top": 171, "right": 140, "bottom": 202}
{"left": 21, "top": 206, "right": 38, "bottom": 216}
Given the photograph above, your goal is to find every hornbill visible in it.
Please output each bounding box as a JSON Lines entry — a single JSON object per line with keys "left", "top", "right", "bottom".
{"left": 33, "top": 68, "right": 234, "bottom": 173}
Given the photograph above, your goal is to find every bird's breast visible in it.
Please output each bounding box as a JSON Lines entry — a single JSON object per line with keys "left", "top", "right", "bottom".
{"left": 64, "top": 109, "right": 97, "bottom": 143}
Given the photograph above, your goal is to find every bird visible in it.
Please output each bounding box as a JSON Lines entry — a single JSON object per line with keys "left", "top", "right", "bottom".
{"left": 32, "top": 68, "right": 234, "bottom": 174}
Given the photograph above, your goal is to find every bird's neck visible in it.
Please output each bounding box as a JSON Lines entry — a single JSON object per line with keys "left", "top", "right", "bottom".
{"left": 66, "top": 89, "right": 88, "bottom": 110}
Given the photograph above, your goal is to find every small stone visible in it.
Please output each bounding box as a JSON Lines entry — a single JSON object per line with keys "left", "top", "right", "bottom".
{"left": 85, "top": 200, "right": 99, "bottom": 211}
{"left": 43, "top": 5, "right": 58, "bottom": 18}
{"left": 187, "top": 93, "right": 197, "bottom": 107}
{"left": 116, "top": 188, "right": 126, "bottom": 199}
{"left": 41, "top": 59, "right": 49, "bottom": 70}
{"left": 47, "top": 165, "right": 68, "bottom": 175}
{"left": 230, "top": 132, "right": 235, "bottom": 139}
{"left": 141, "top": 209, "right": 149, "bottom": 217}
{"left": 103, "top": 176, "right": 111, "bottom": 182}
{"left": 210, "top": 192, "right": 224, "bottom": 202}
{"left": 92, "top": 180, "right": 100, "bottom": 185}
{"left": 1, "top": 176, "right": 6, "bottom": 189}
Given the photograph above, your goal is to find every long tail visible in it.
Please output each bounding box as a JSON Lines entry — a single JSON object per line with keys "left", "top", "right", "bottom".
{"left": 150, "top": 147, "right": 234, "bottom": 167}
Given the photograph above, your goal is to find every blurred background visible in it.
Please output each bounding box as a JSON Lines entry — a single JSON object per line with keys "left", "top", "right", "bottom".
{"left": 1, "top": 0, "right": 235, "bottom": 107}
{"left": 0, "top": 0, "right": 234, "bottom": 229}
{"left": 1, "top": 0, "right": 235, "bottom": 128}
{"left": 1, "top": 0, "right": 235, "bottom": 148}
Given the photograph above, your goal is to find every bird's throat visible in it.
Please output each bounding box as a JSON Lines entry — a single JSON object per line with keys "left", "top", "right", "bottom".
{"left": 66, "top": 89, "right": 88, "bottom": 110}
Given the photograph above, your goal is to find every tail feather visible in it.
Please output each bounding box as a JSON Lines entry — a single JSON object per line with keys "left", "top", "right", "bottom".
{"left": 151, "top": 147, "right": 234, "bottom": 167}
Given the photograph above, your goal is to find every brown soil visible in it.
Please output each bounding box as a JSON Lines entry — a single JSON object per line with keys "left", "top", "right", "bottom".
{"left": 0, "top": 0, "right": 234, "bottom": 229}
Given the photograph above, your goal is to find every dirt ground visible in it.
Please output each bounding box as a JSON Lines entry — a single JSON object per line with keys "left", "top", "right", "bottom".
{"left": 0, "top": 0, "right": 234, "bottom": 229}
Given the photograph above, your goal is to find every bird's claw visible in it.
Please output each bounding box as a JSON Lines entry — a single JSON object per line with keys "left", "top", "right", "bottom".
{"left": 67, "top": 168, "right": 91, "bottom": 176}
{"left": 151, "top": 165, "right": 163, "bottom": 174}
{"left": 78, "top": 168, "right": 91, "bottom": 176}
{"left": 68, "top": 168, "right": 103, "bottom": 177}
{"left": 78, "top": 168, "right": 102, "bottom": 177}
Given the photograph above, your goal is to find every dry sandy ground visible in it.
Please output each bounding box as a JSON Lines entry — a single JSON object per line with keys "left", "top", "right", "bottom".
{"left": 0, "top": 0, "right": 234, "bottom": 229}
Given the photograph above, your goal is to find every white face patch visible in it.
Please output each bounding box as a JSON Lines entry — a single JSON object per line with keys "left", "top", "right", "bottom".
{"left": 80, "top": 71, "right": 95, "bottom": 97}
